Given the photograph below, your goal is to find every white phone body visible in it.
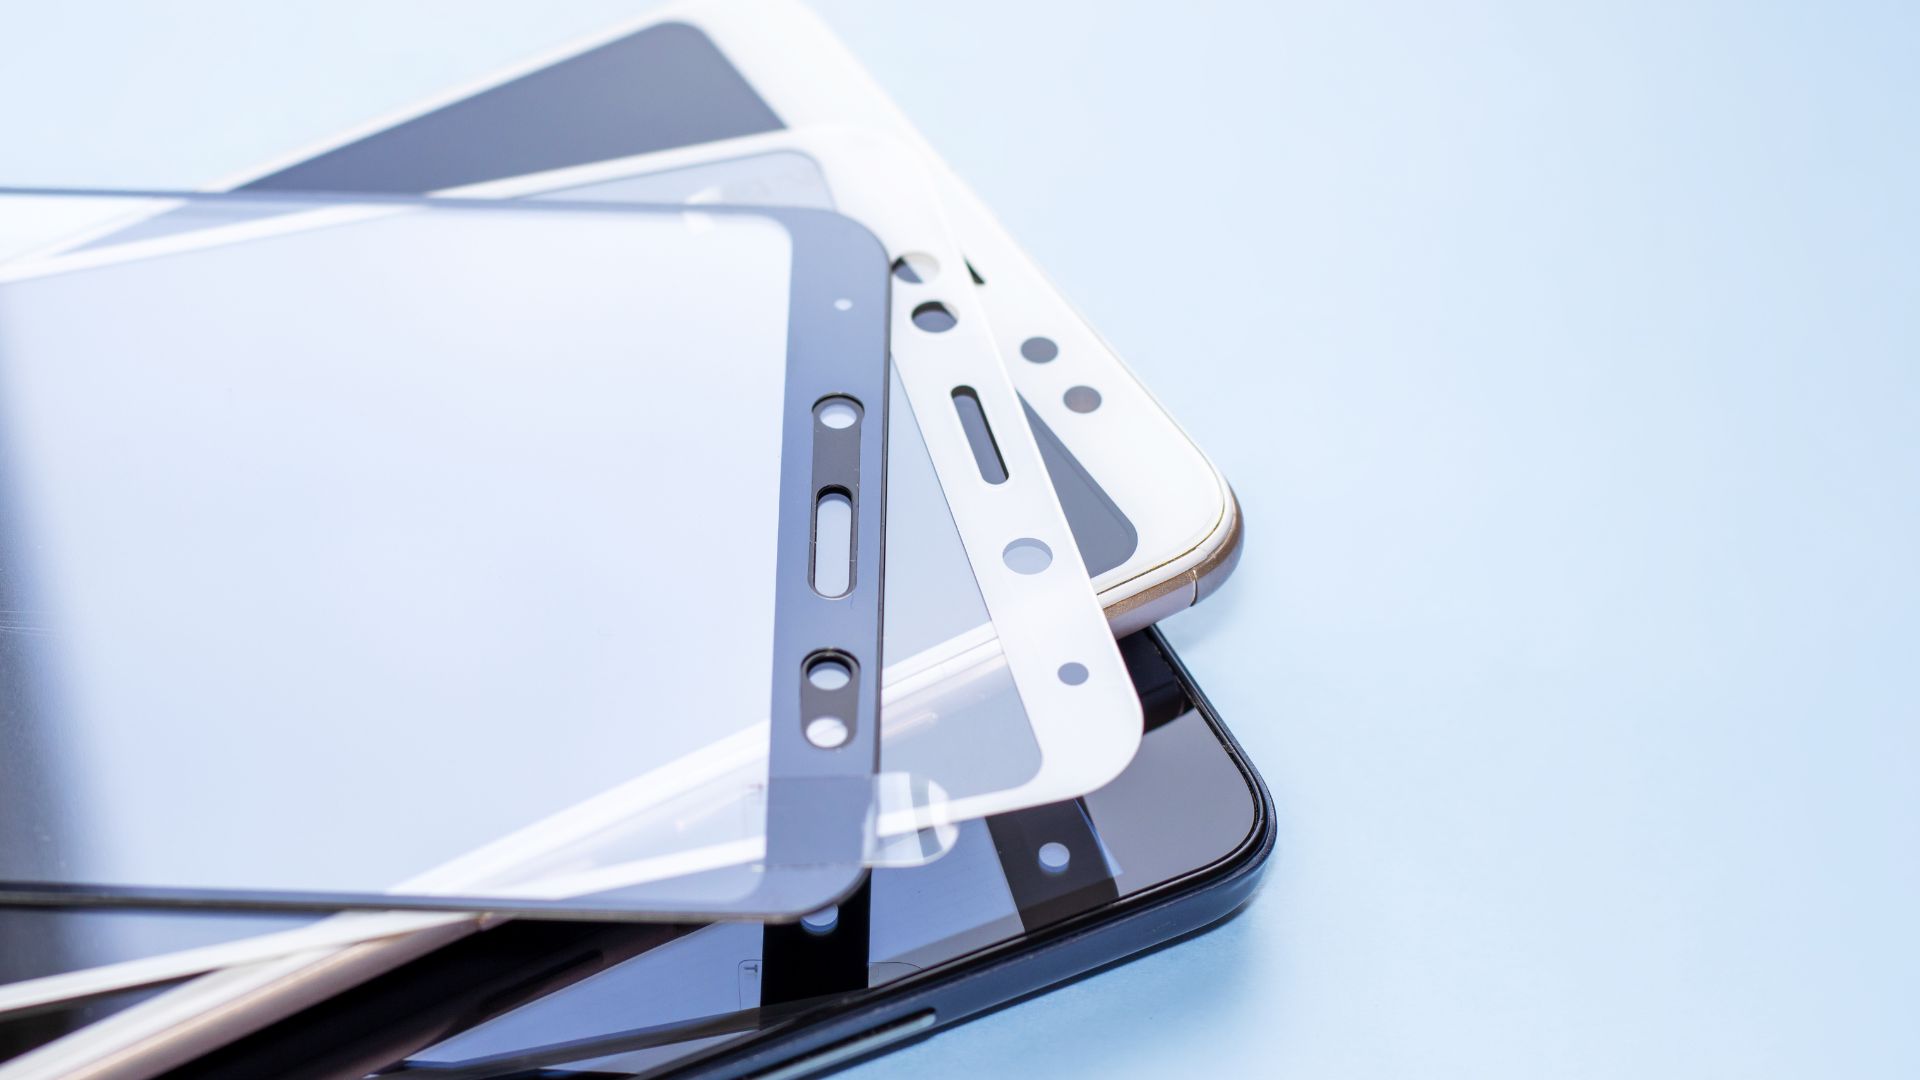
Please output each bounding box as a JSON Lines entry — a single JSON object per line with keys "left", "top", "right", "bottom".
{"left": 15, "top": 0, "right": 1241, "bottom": 633}
{"left": 680, "top": 0, "right": 1245, "bottom": 628}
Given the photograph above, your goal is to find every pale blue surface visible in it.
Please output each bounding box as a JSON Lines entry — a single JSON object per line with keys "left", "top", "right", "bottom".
{"left": 2, "top": 2, "right": 1915, "bottom": 1077}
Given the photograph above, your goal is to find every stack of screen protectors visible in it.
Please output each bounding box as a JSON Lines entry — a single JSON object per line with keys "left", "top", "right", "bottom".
{"left": 21, "top": 132, "right": 1149, "bottom": 847}
{"left": 0, "top": 187, "right": 896, "bottom": 923}
{"left": 0, "top": 162, "right": 1141, "bottom": 991}
{"left": 438, "top": 128, "right": 1149, "bottom": 841}
{"left": 0, "top": 15, "right": 1218, "bottom": 1079}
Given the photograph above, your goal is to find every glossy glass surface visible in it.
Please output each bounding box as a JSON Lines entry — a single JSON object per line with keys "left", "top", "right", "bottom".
{"left": 0, "top": 636, "right": 1261, "bottom": 1076}
{"left": 0, "top": 190, "right": 889, "bottom": 918}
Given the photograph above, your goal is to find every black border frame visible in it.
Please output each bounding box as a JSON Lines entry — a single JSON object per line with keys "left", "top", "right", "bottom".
{"left": 0, "top": 187, "right": 890, "bottom": 922}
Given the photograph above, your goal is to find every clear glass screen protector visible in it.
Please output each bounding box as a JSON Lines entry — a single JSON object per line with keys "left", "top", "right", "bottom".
{"left": 35, "top": 136, "right": 1146, "bottom": 845}
{"left": 0, "top": 188, "right": 891, "bottom": 921}
{"left": 443, "top": 134, "right": 1145, "bottom": 837}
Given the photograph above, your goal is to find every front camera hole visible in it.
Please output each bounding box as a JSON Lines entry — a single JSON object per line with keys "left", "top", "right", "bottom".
{"left": 817, "top": 397, "right": 861, "bottom": 430}
{"left": 806, "top": 655, "right": 853, "bottom": 691}
{"left": 1064, "top": 386, "right": 1103, "bottom": 413}
{"left": 806, "top": 716, "right": 850, "bottom": 749}
{"left": 911, "top": 301, "right": 957, "bottom": 333}
{"left": 1021, "top": 337, "right": 1059, "bottom": 363}
{"left": 1002, "top": 538, "right": 1054, "bottom": 575}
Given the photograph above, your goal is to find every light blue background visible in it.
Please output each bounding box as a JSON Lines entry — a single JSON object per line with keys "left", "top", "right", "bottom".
{"left": 2, "top": 2, "right": 1915, "bottom": 1077}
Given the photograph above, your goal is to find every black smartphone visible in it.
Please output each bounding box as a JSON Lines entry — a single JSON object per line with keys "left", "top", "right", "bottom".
{"left": 113, "top": 627, "right": 1272, "bottom": 1079}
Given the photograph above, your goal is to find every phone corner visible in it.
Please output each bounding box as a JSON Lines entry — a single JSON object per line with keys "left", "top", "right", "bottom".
{"left": 1191, "top": 484, "right": 1245, "bottom": 604}
{"left": 1102, "top": 483, "right": 1245, "bottom": 637}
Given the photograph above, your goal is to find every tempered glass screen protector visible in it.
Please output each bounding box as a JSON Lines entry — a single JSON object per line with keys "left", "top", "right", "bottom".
{"left": 0, "top": 188, "right": 889, "bottom": 921}
{"left": 441, "top": 130, "right": 1145, "bottom": 837}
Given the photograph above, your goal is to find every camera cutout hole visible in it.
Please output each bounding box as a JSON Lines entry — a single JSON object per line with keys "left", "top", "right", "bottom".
{"left": 1002, "top": 538, "right": 1053, "bottom": 575}
{"left": 816, "top": 396, "right": 861, "bottom": 431}
{"left": 1058, "top": 662, "right": 1089, "bottom": 686}
{"left": 1037, "top": 842, "right": 1072, "bottom": 874}
{"left": 1064, "top": 386, "right": 1103, "bottom": 413}
{"left": 806, "top": 655, "right": 853, "bottom": 692}
{"left": 1021, "top": 337, "right": 1059, "bottom": 363}
{"left": 891, "top": 252, "right": 940, "bottom": 284}
{"left": 911, "top": 301, "right": 957, "bottom": 333}
{"left": 805, "top": 716, "right": 850, "bottom": 750}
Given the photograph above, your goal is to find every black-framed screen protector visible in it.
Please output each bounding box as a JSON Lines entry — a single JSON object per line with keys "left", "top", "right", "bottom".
{"left": 0, "top": 188, "right": 888, "bottom": 921}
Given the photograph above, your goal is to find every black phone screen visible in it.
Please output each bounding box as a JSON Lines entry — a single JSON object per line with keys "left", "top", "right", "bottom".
{"left": 393, "top": 641, "right": 1259, "bottom": 1077}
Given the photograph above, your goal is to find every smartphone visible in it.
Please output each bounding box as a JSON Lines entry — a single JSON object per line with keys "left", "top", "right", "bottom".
{"left": 32, "top": 628, "right": 1268, "bottom": 1080}
{"left": 172, "top": 0, "right": 1246, "bottom": 630}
